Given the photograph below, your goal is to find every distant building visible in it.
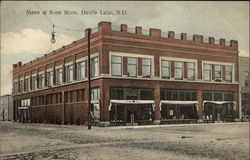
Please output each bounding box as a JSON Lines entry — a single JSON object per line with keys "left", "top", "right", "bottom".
{"left": 12, "top": 22, "right": 239, "bottom": 126}
{"left": 0, "top": 94, "right": 13, "bottom": 121}
{"left": 239, "top": 56, "right": 250, "bottom": 118}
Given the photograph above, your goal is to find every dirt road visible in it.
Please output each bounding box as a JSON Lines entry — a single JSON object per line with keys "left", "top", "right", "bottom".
{"left": 0, "top": 122, "right": 249, "bottom": 160}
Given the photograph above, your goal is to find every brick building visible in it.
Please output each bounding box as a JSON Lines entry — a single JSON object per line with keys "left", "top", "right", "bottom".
{"left": 12, "top": 22, "right": 239, "bottom": 126}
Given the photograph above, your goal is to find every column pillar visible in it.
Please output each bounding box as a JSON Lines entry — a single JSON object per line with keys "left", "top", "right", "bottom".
{"left": 61, "top": 91, "right": 65, "bottom": 125}
{"left": 197, "top": 89, "right": 203, "bottom": 121}
{"left": 154, "top": 84, "right": 161, "bottom": 124}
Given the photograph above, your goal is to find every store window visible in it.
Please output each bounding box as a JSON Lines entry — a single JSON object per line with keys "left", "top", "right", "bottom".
{"left": 187, "top": 62, "right": 195, "bottom": 80}
{"left": 174, "top": 61, "right": 183, "bottom": 80}
{"left": 77, "top": 61, "right": 85, "bottom": 80}
{"left": 161, "top": 60, "right": 170, "bottom": 79}
{"left": 128, "top": 57, "right": 137, "bottom": 77}
{"left": 111, "top": 56, "right": 122, "bottom": 76}
{"left": 142, "top": 58, "right": 151, "bottom": 78}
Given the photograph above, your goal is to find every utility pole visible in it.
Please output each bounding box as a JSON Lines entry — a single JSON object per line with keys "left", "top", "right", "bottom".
{"left": 87, "top": 28, "right": 92, "bottom": 130}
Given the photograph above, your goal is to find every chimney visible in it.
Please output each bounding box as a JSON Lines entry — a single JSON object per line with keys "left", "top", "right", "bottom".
{"left": 209, "top": 37, "right": 215, "bottom": 45}
{"left": 85, "top": 28, "right": 92, "bottom": 37}
{"left": 168, "top": 31, "right": 175, "bottom": 39}
{"left": 220, "top": 38, "right": 225, "bottom": 46}
{"left": 230, "top": 40, "right": 238, "bottom": 50}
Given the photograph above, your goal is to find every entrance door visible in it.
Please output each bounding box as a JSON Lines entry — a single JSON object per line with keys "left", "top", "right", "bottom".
{"left": 125, "top": 105, "right": 140, "bottom": 123}
{"left": 213, "top": 105, "right": 225, "bottom": 121}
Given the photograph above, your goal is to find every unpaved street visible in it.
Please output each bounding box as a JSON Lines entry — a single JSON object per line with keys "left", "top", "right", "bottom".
{"left": 0, "top": 122, "right": 249, "bottom": 160}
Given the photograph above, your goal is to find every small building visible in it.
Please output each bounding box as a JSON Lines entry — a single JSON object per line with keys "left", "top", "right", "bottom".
{"left": 0, "top": 94, "right": 13, "bottom": 121}
{"left": 12, "top": 22, "right": 239, "bottom": 126}
{"left": 239, "top": 56, "right": 250, "bottom": 119}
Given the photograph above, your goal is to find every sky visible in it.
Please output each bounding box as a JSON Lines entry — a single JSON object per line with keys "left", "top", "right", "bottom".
{"left": 0, "top": 1, "right": 249, "bottom": 95}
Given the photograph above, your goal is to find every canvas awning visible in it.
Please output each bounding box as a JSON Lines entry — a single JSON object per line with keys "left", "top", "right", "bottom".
{"left": 203, "top": 101, "right": 236, "bottom": 110}
{"left": 160, "top": 101, "right": 199, "bottom": 111}
{"left": 108, "top": 99, "right": 155, "bottom": 111}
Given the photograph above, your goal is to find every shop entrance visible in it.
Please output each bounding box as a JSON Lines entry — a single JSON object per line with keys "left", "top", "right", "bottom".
{"left": 125, "top": 105, "right": 139, "bottom": 123}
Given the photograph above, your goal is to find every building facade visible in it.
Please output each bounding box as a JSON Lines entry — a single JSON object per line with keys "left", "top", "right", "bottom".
{"left": 239, "top": 56, "right": 250, "bottom": 119}
{"left": 0, "top": 94, "right": 14, "bottom": 121}
{"left": 12, "top": 22, "right": 239, "bottom": 125}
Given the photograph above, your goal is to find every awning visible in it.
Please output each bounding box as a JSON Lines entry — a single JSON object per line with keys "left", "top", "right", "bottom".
{"left": 108, "top": 99, "right": 155, "bottom": 111}
{"left": 203, "top": 101, "right": 237, "bottom": 110}
{"left": 160, "top": 101, "right": 199, "bottom": 111}
{"left": 18, "top": 107, "right": 28, "bottom": 110}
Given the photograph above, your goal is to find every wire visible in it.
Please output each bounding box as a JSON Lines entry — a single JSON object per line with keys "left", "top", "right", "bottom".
{"left": 34, "top": 2, "right": 82, "bottom": 33}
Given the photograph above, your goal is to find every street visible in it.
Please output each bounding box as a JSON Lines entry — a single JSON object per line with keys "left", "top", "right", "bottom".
{"left": 0, "top": 122, "right": 249, "bottom": 160}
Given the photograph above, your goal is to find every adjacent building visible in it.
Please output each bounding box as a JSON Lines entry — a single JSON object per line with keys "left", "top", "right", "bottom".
{"left": 239, "top": 56, "right": 250, "bottom": 119}
{"left": 12, "top": 22, "right": 239, "bottom": 126}
{"left": 0, "top": 94, "right": 14, "bottom": 121}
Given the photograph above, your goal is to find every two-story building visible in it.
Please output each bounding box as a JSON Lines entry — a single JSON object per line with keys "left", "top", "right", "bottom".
{"left": 12, "top": 22, "right": 239, "bottom": 126}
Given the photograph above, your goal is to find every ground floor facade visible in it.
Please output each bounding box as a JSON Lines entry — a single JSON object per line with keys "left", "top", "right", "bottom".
{"left": 13, "top": 78, "right": 239, "bottom": 125}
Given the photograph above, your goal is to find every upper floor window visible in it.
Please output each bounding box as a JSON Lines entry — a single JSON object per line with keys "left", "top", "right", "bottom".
{"left": 31, "top": 75, "right": 37, "bottom": 90}
{"left": 56, "top": 68, "right": 63, "bottom": 85}
{"left": 187, "top": 62, "right": 195, "bottom": 80}
{"left": 161, "top": 60, "right": 170, "bottom": 79}
{"left": 128, "top": 57, "right": 137, "bottom": 77}
{"left": 174, "top": 61, "right": 183, "bottom": 80}
{"left": 66, "top": 65, "right": 73, "bottom": 83}
{"left": 77, "top": 61, "right": 85, "bottom": 80}
{"left": 91, "top": 87, "right": 100, "bottom": 100}
{"left": 19, "top": 80, "right": 24, "bottom": 93}
{"left": 215, "top": 65, "right": 222, "bottom": 81}
{"left": 111, "top": 56, "right": 122, "bottom": 76}
{"left": 142, "top": 58, "right": 151, "bottom": 78}
{"left": 203, "top": 64, "right": 212, "bottom": 81}
{"left": 38, "top": 73, "right": 45, "bottom": 89}
{"left": 25, "top": 77, "right": 30, "bottom": 91}
{"left": 91, "top": 57, "right": 99, "bottom": 78}
{"left": 225, "top": 66, "right": 232, "bottom": 82}
{"left": 47, "top": 71, "right": 53, "bottom": 87}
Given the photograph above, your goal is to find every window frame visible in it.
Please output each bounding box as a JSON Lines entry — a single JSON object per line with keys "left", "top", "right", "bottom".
{"left": 203, "top": 64, "right": 212, "bottom": 81}
{"left": 111, "top": 55, "right": 122, "bottom": 77}
{"left": 174, "top": 61, "right": 184, "bottom": 80}
{"left": 187, "top": 62, "right": 195, "bottom": 80}
{"left": 142, "top": 58, "right": 151, "bottom": 78}
{"left": 127, "top": 57, "right": 137, "bottom": 77}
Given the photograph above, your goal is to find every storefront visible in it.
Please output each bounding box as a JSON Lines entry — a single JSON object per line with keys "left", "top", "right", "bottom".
{"left": 203, "top": 91, "right": 236, "bottom": 122}
{"left": 160, "top": 89, "right": 198, "bottom": 124}
{"left": 109, "top": 88, "right": 154, "bottom": 125}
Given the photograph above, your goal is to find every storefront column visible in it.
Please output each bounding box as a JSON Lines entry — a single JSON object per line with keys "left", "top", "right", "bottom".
{"left": 61, "top": 91, "right": 65, "bottom": 125}
{"left": 100, "top": 81, "right": 110, "bottom": 127}
{"left": 197, "top": 89, "right": 203, "bottom": 121}
{"left": 154, "top": 84, "right": 161, "bottom": 124}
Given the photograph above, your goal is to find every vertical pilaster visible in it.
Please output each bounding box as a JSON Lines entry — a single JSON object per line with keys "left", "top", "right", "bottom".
{"left": 197, "top": 89, "right": 203, "bottom": 120}
{"left": 62, "top": 91, "right": 65, "bottom": 124}
{"left": 154, "top": 84, "right": 161, "bottom": 124}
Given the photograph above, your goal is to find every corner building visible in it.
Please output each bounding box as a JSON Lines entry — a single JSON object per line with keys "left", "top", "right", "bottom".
{"left": 12, "top": 22, "right": 239, "bottom": 126}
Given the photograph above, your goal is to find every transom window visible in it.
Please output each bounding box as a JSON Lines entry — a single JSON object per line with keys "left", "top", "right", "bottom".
{"left": 203, "top": 91, "right": 234, "bottom": 101}
{"left": 110, "top": 88, "right": 153, "bottom": 100}
{"left": 174, "top": 61, "right": 183, "bottom": 80}
{"left": 161, "top": 60, "right": 170, "bottom": 79}
{"left": 142, "top": 58, "right": 151, "bottom": 78}
{"left": 111, "top": 56, "right": 122, "bottom": 76}
{"left": 128, "top": 57, "right": 137, "bottom": 77}
{"left": 91, "top": 87, "right": 100, "bottom": 100}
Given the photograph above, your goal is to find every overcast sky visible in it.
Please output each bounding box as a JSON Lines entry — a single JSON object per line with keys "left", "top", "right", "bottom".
{"left": 0, "top": 1, "right": 249, "bottom": 95}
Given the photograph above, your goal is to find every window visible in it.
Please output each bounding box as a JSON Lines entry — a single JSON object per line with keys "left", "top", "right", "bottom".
{"left": 161, "top": 60, "right": 170, "bottom": 79}
{"left": 140, "top": 89, "right": 153, "bottom": 100}
{"left": 203, "top": 91, "right": 234, "bottom": 101}
{"left": 31, "top": 75, "right": 37, "bottom": 90}
{"left": 77, "top": 61, "right": 85, "bottom": 80}
{"left": 225, "top": 66, "right": 232, "bottom": 82}
{"left": 56, "top": 68, "right": 63, "bottom": 85}
{"left": 91, "top": 88, "right": 100, "bottom": 100}
{"left": 187, "top": 62, "right": 195, "bottom": 80}
{"left": 160, "top": 89, "right": 197, "bottom": 101}
{"left": 142, "top": 58, "right": 151, "bottom": 78}
{"left": 111, "top": 56, "right": 122, "bottom": 76}
{"left": 174, "top": 61, "right": 183, "bottom": 80}
{"left": 25, "top": 77, "right": 30, "bottom": 91}
{"left": 128, "top": 57, "right": 137, "bottom": 77}
{"left": 38, "top": 73, "right": 45, "bottom": 89}
{"left": 47, "top": 71, "right": 53, "bottom": 87}
{"left": 66, "top": 65, "right": 73, "bottom": 83}
{"left": 91, "top": 57, "right": 99, "bottom": 78}
{"left": 215, "top": 65, "right": 222, "bottom": 81}
{"left": 203, "top": 64, "right": 212, "bottom": 81}
{"left": 110, "top": 88, "right": 124, "bottom": 100}
{"left": 19, "top": 80, "right": 24, "bottom": 93}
